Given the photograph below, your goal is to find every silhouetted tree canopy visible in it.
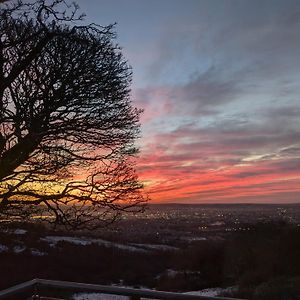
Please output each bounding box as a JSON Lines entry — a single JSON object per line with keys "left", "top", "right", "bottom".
{"left": 0, "top": 0, "right": 146, "bottom": 228}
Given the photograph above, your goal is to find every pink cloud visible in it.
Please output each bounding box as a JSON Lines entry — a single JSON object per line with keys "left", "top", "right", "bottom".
{"left": 136, "top": 123, "right": 300, "bottom": 203}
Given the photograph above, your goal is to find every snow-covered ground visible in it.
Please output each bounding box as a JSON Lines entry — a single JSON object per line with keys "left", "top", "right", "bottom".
{"left": 13, "top": 245, "right": 26, "bottom": 253}
{"left": 182, "top": 236, "right": 207, "bottom": 242}
{"left": 72, "top": 286, "right": 236, "bottom": 300}
{"left": 73, "top": 293, "right": 128, "bottom": 300}
{"left": 13, "top": 229, "right": 27, "bottom": 235}
{"left": 0, "top": 244, "right": 8, "bottom": 253}
{"left": 30, "top": 248, "right": 47, "bottom": 256}
{"left": 11, "top": 244, "right": 46, "bottom": 256}
{"left": 131, "top": 243, "right": 179, "bottom": 251}
{"left": 41, "top": 235, "right": 148, "bottom": 252}
{"left": 0, "top": 233, "right": 180, "bottom": 256}
{"left": 185, "top": 287, "right": 233, "bottom": 297}
{"left": 41, "top": 235, "right": 178, "bottom": 253}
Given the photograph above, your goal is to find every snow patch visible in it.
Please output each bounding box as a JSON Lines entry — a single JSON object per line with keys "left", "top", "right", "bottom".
{"left": 131, "top": 243, "right": 179, "bottom": 251}
{"left": 185, "top": 288, "right": 223, "bottom": 297}
{"left": 41, "top": 236, "right": 91, "bottom": 247}
{"left": 185, "top": 286, "right": 237, "bottom": 297}
{"left": 13, "top": 245, "right": 26, "bottom": 253}
{"left": 41, "top": 236, "right": 148, "bottom": 253}
{"left": 72, "top": 286, "right": 236, "bottom": 300}
{"left": 0, "top": 244, "right": 8, "bottom": 253}
{"left": 72, "top": 292, "right": 128, "bottom": 300}
{"left": 185, "top": 237, "right": 207, "bottom": 242}
{"left": 14, "top": 229, "right": 27, "bottom": 235}
{"left": 31, "top": 248, "right": 47, "bottom": 256}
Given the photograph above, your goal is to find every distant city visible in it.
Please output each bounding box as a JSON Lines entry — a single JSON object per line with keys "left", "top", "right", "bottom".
{"left": 97, "top": 203, "right": 300, "bottom": 245}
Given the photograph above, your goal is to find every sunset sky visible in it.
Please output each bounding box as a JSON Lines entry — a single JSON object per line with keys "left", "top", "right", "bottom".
{"left": 78, "top": 0, "right": 300, "bottom": 203}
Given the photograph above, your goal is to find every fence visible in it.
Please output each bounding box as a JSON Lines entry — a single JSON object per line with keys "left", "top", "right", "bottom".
{"left": 0, "top": 278, "right": 246, "bottom": 300}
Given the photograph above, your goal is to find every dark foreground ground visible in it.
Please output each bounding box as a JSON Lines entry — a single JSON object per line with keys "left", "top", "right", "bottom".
{"left": 0, "top": 204, "right": 300, "bottom": 300}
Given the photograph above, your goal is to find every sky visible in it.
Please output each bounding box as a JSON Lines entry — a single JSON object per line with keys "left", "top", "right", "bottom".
{"left": 77, "top": 0, "right": 300, "bottom": 203}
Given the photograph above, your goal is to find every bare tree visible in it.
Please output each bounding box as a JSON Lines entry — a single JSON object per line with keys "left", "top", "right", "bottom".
{"left": 0, "top": 0, "right": 147, "bottom": 229}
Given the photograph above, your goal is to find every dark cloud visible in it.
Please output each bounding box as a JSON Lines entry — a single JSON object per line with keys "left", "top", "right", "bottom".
{"left": 263, "top": 106, "right": 300, "bottom": 118}
{"left": 173, "top": 67, "right": 241, "bottom": 114}
{"left": 145, "top": 0, "right": 300, "bottom": 111}
{"left": 134, "top": 67, "right": 243, "bottom": 117}
{"left": 230, "top": 159, "right": 300, "bottom": 179}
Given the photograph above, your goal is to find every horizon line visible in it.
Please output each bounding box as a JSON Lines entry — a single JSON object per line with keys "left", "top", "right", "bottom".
{"left": 148, "top": 202, "right": 300, "bottom": 205}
